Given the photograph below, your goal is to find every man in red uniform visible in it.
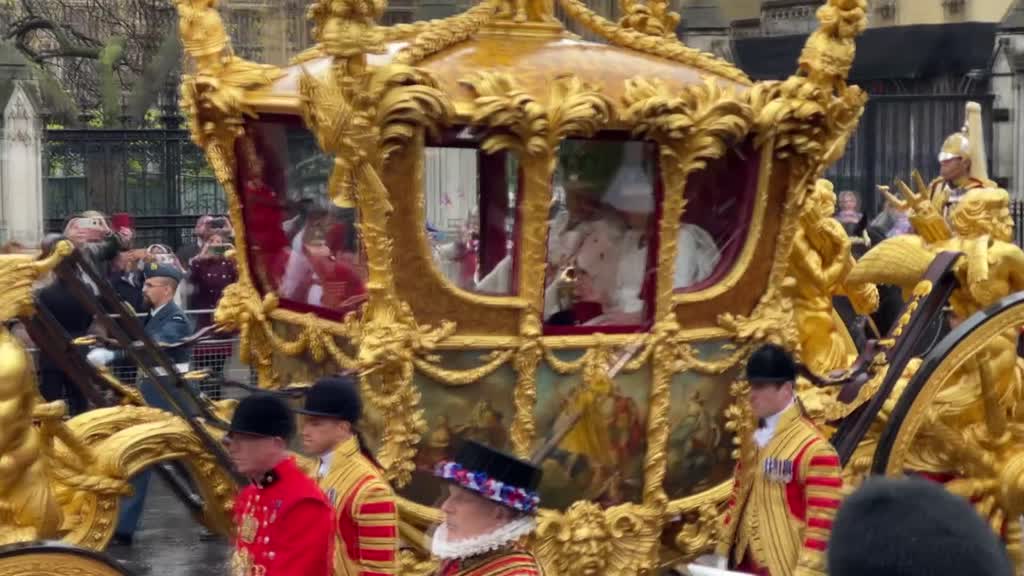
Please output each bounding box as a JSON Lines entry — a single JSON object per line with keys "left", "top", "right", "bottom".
{"left": 297, "top": 376, "right": 398, "bottom": 575}
{"left": 432, "top": 440, "right": 544, "bottom": 575}
{"left": 225, "top": 393, "right": 333, "bottom": 576}
{"left": 714, "top": 344, "right": 843, "bottom": 576}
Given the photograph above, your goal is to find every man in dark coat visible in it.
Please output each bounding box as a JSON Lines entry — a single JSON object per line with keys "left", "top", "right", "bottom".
{"left": 87, "top": 262, "right": 194, "bottom": 544}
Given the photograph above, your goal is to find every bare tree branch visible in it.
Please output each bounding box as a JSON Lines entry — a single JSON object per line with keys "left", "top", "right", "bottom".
{"left": 4, "top": 0, "right": 176, "bottom": 122}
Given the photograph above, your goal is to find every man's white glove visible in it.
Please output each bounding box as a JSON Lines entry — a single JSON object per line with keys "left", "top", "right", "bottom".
{"left": 714, "top": 555, "right": 728, "bottom": 570}
{"left": 87, "top": 347, "right": 115, "bottom": 368}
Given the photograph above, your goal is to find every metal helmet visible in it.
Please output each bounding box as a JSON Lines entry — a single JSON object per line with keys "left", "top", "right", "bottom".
{"left": 937, "top": 101, "right": 989, "bottom": 183}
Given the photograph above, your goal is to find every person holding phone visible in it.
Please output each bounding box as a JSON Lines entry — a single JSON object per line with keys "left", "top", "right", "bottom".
{"left": 188, "top": 232, "right": 237, "bottom": 317}
{"left": 188, "top": 232, "right": 237, "bottom": 398}
{"left": 178, "top": 214, "right": 234, "bottom": 266}
{"left": 63, "top": 211, "right": 133, "bottom": 280}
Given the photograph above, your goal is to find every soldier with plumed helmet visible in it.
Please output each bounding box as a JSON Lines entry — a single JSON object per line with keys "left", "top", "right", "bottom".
{"left": 928, "top": 102, "right": 997, "bottom": 220}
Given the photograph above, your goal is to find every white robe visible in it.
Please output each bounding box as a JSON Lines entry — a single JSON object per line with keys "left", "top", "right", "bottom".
{"left": 610, "top": 228, "right": 648, "bottom": 315}
{"left": 674, "top": 224, "right": 721, "bottom": 289}
{"left": 280, "top": 226, "right": 324, "bottom": 306}
{"left": 476, "top": 219, "right": 722, "bottom": 319}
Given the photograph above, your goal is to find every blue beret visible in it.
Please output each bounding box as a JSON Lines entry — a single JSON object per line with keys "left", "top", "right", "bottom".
{"left": 144, "top": 262, "right": 183, "bottom": 283}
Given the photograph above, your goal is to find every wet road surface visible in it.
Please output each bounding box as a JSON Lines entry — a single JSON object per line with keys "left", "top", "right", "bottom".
{"left": 104, "top": 478, "right": 230, "bottom": 575}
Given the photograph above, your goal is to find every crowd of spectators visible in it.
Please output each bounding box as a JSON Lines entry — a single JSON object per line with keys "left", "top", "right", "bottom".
{"left": 18, "top": 211, "right": 239, "bottom": 414}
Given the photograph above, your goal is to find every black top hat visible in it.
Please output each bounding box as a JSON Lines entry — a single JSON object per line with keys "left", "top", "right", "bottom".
{"left": 746, "top": 343, "right": 797, "bottom": 385}
{"left": 229, "top": 393, "right": 295, "bottom": 440}
{"left": 435, "top": 440, "right": 543, "bottom": 514}
{"left": 294, "top": 376, "right": 362, "bottom": 422}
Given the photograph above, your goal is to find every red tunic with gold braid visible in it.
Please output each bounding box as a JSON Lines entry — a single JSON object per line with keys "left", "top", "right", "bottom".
{"left": 715, "top": 401, "right": 843, "bottom": 576}
{"left": 319, "top": 436, "right": 399, "bottom": 576}
{"left": 231, "top": 457, "right": 334, "bottom": 576}
{"left": 437, "top": 549, "right": 543, "bottom": 576}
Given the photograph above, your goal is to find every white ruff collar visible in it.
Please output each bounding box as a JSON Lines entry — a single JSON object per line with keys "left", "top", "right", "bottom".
{"left": 430, "top": 516, "right": 536, "bottom": 560}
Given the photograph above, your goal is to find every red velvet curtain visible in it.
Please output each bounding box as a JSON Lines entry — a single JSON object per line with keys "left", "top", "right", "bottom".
{"left": 478, "top": 151, "right": 510, "bottom": 279}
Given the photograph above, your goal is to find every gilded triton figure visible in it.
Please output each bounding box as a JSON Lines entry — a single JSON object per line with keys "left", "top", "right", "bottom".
{"left": 0, "top": 243, "right": 70, "bottom": 545}
{"left": 853, "top": 186, "right": 1024, "bottom": 424}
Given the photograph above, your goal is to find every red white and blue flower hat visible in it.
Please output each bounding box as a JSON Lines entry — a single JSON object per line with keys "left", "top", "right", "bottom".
{"left": 435, "top": 440, "right": 543, "bottom": 515}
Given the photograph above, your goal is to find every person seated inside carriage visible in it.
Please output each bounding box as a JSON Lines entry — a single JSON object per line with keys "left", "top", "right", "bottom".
{"left": 277, "top": 199, "right": 367, "bottom": 312}
{"left": 542, "top": 141, "right": 721, "bottom": 327}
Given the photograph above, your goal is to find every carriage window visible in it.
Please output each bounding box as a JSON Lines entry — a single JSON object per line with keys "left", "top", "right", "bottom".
{"left": 235, "top": 118, "right": 369, "bottom": 320}
{"left": 543, "top": 139, "right": 658, "bottom": 331}
{"left": 673, "top": 141, "right": 757, "bottom": 293}
{"left": 425, "top": 130, "right": 519, "bottom": 296}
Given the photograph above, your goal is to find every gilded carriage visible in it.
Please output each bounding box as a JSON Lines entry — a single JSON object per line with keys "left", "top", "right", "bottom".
{"left": 4, "top": 0, "right": 1024, "bottom": 573}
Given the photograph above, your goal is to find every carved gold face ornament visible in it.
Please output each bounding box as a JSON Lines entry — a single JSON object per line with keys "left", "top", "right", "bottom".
{"left": 566, "top": 521, "right": 608, "bottom": 575}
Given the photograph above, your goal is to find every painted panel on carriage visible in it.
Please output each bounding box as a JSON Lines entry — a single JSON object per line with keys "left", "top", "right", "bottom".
{"left": 397, "top": 350, "right": 519, "bottom": 507}
{"left": 394, "top": 343, "right": 739, "bottom": 511}
{"left": 663, "top": 340, "right": 742, "bottom": 500}
{"left": 532, "top": 347, "right": 651, "bottom": 509}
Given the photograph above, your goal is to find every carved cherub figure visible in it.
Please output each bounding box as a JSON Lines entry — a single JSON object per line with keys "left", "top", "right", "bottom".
{"left": 0, "top": 248, "right": 72, "bottom": 544}
{"left": 497, "top": 0, "right": 556, "bottom": 24}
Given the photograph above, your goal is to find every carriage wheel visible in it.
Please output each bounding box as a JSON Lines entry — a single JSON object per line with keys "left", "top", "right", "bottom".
{"left": 0, "top": 541, "right": 132, "bottom": 576}
{"left": 869, "top": 292, "right": 1024, "bottom": 566}
{"left": 871, "top": 291, "right": 1024, "bottom": 476}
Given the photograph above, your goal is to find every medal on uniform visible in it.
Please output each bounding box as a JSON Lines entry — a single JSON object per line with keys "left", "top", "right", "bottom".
{"left": 763, "top": 457, "right": 794, "bottom": 482}
{"left": 240, "top": 512, "right": 259, "bottom": 543}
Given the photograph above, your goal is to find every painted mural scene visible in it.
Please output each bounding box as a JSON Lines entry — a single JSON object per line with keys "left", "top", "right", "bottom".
{"left": 5, "top": 0, "right": 1024, "bottom": 575}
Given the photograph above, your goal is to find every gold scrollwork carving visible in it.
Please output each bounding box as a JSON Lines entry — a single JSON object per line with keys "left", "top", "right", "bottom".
{"left": 617, "top": 0, "right": 680, "bottom": 38}
{"left": 47, "top": 407, "right": 236, "bottom": 548}
{"left": 555, "top": 0, "right": 748, "bottom": 85}
{"left": 674, "top": 501, "right": 725, "bottom": 557}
